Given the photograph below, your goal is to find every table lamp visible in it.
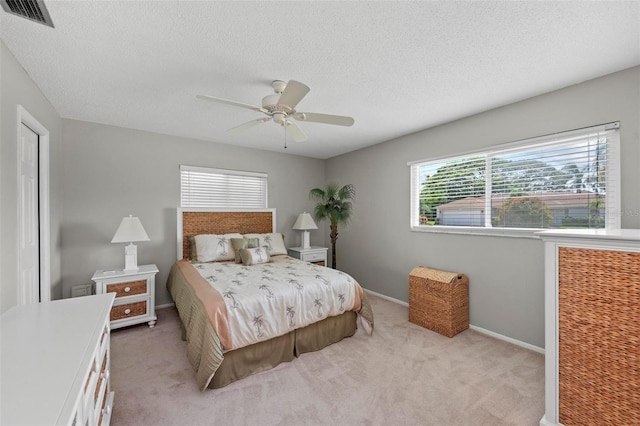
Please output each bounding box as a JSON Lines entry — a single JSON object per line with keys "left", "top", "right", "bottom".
{"left": 292, "top": 212, "right": 317, "bottom": 249}
{"left": 111, "top": 215, "right": 150, "bottom": 271}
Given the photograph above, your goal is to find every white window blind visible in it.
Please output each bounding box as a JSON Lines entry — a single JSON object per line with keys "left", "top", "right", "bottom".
{"left": 409, "top": 122, "right": 620, "bottom": 234}
{"left": 180, "top": 165, "right": 268, "bottom": 208}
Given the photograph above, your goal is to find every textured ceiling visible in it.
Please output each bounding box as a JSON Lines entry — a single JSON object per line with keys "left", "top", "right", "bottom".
{"left": 1, "top": 1, "right": 639, "bottom": 159}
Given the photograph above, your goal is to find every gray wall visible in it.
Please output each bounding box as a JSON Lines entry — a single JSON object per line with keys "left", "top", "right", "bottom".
{"left": 325, "top": 66, "right": 640, "bottom": 349}
{"left": 1, "top": 41, "right": 63, "bottom": 313}
{"left": 61, "top": 119, "right": 326, "bottom": 306}
{"left": 3, "top": 33, "right": 637, "bottom": 349}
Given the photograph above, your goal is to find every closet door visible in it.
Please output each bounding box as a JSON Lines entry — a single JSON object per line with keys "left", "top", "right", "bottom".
{"left": 19, "top": 123, "right": 40, "bottom": 304}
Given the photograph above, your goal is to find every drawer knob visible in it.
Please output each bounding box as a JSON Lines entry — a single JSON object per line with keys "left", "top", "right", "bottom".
{"left": 124, "top": 287, "right": 130, "bottom": 292}
{"left": 124, "top": 308, "right": 131, "bottom": 315}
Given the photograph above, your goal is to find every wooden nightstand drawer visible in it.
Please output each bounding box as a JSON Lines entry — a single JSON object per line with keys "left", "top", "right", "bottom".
{"left": 105, "top": 280, "right": 147, "bottom": 298}
{"left": 288, "top": 247, "right": 328, "bottom": 266}
{"left": 110, "top": 301, "right": 147, "bottom": 322}
{"left": 304, "top": 251, "right": 326, "bottom": 262}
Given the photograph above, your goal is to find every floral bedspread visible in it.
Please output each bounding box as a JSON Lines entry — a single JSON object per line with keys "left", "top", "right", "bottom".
{"left": 191, "top": 255, "right": 366, "bottom": 351}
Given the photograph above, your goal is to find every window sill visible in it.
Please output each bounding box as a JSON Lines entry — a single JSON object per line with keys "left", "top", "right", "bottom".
{"left": 410, "top": 225, "right": 542, "bottom": 239}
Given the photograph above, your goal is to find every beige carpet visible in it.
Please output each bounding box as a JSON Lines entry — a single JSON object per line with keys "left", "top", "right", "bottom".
{"left": 110, "top": 294, "right": 544, "bottom": 425}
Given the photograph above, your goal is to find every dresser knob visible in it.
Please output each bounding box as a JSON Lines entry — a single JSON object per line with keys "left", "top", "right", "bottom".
{"left": 124, "top": 308, "right": 131, "bottom": 315}
{"left": 124, "top": 287, "right": 130, "bottom": 292}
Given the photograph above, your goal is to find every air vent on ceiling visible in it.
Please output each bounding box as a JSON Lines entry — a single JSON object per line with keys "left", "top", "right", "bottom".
{"left": 1, "top": 0, "right": 54, "bottom": 27}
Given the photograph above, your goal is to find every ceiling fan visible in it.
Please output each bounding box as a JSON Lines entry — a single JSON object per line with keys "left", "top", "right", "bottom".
{"left": 196, "top": 80, "right": 354, "bottom": 142}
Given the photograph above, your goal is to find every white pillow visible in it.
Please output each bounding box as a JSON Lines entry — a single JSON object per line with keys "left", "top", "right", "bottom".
{"left": 193, "top": 233, "right": 243, "bottom": 262}
{"left": 242, "top": 233, "right": 287, "bottom": 256}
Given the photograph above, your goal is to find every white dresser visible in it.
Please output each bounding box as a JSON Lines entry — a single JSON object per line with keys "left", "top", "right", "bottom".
{"left": 1, "top": 293, "right": 116, "bottom": 426}
{"left": 538, "top": 229, "right": 640, "bottom": 426}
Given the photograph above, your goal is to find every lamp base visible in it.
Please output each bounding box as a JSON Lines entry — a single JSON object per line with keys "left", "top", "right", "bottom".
{"left": 301, "top": 230, "right": 311, "bottom": 249}
{"left": 123, "top": 243, "right": 139, "bottom": 271}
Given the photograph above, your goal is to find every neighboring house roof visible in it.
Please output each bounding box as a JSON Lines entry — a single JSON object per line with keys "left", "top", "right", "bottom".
{"left": 436, "top": 192, "right": 604, "bottom": 211}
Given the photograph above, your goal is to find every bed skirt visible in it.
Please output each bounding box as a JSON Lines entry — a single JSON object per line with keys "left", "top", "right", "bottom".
{"left": 208, "top": 310, "right": 357, "bottom": 389}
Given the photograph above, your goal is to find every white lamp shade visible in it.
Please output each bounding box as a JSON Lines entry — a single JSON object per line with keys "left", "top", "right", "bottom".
{"left": 111, "top": 215, "right": 150, "bottom": 243}
{"left": 292, "top": 212, "right": 318, "bottom": 230}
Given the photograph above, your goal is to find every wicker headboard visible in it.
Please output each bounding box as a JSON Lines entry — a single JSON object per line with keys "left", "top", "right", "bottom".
{"left": 177, "top": 208, "right": 276, "bottom": 260}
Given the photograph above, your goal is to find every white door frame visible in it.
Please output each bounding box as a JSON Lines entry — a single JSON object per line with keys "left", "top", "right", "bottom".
{"left": 17, "top": 105, "right": 51, "bottom": 303}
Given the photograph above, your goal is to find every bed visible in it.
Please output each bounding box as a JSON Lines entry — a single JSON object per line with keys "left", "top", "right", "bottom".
{"left": 167, "top": 208, "right": 374, "bottom": 391}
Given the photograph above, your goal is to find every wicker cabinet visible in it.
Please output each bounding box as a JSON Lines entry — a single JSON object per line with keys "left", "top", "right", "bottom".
{"left": 538, "top": 229, "right": 640, "bottom": 426}
{"left": 92, "top": 264, "right": 158, "bottom": 329}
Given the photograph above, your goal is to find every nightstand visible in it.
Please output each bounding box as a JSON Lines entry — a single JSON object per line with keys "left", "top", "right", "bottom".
{"left": 91, "top": 264, "right": 158, "bottom": 329}
{"left": 287, "top": 246, "right": 328, "bottom": 266}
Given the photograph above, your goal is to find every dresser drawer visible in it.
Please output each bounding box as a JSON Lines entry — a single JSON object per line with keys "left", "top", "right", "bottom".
{"left": 93, "top": 356, "right": 109, "bottom": 426}
{"left": 82, "top": 368, "right": 98, "bottom": 424}
{"left": 110, "top": 300, "right": 148, "bottom": 322}
{"left": 105, "top": 280, "right": 147, "bottom": 298}
{"left": 94, "top": 356, "right": 107, "bottom": 402}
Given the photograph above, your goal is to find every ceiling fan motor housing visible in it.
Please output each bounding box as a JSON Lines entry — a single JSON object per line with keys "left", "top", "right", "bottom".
{"left": 262, "top": 94, "right": 280, "bottom": 109}
{"left": 262, "top": 95, "right": 294, "bottom": 114}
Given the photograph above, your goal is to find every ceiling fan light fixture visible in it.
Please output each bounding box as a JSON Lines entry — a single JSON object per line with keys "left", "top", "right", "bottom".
{"left": 273, "top": 113, "right": 286, "bottom": 125}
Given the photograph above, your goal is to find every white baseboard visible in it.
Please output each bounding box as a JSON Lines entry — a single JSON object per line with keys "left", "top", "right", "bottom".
{"left": 156, "top": 302, "right": 175, "bottom": 310}
{"left": 364, "top": 288, "right": 409, "bottom": 306}
{"left": 538, "top": 415, "right": 557, "bottom": 426}
{"left": 363, "top": 288, "right": 545, "bottom": 354}
{"left": 469, "top": 325, "right": 545, "bottom": 354}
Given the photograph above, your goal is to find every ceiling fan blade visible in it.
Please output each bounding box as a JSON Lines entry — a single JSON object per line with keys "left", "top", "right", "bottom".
{"left": 285, "top": 120, "right": 308, "bottom": 142}
{"left": 293, "top": 112, "right": 354, "bottom": 127}
{"left": 227, "top": 118, "right": 271, "bottom": 133}
{"left": 277, "top": 80, "right": 310, "bottom": 110}
{"left": 197, "top": 95, "right": 267, "bottom": 113}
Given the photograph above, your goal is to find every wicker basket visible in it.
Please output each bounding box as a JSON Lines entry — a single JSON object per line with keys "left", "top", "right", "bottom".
{"left": 409, "top": 267, "right": 469, "bottom": 337}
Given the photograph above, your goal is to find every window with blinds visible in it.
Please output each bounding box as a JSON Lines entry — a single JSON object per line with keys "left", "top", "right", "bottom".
{"left": 180, "top": 165, "right": 268, "bottom": 208}
{"left": 409, "top": 123, "right": 620, "bottom": 234}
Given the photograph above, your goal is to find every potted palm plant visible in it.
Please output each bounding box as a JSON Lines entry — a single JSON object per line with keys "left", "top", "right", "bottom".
{"left": 309, "top": 182, "right": 355, "bottom": 269}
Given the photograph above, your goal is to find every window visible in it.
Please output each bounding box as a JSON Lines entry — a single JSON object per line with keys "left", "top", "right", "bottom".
{"left": 409, "top": 123, "right": 620, "bottom": 236}
{"left": 180, "top": 165, "right": 268, "bottom": 208}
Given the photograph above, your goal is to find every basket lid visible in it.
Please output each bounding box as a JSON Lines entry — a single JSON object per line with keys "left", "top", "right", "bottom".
{"left": 410, "top": 267, "right": 460, "bottom": 283}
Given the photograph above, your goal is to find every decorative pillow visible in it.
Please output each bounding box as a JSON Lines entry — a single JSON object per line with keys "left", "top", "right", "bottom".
{"left": 230, "top": 237, "right": 260, "bottom": 264}
{"left": 193, "top": 233, "right": 243, "bottom": 263}
{"left": 239, "top": 246, "right": 271, "bottom": 266}
{"left": 242, "top": 233, "right": 287, "bottom": 256}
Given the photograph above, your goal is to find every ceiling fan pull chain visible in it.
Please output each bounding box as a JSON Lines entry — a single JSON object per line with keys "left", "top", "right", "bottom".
{"left": 283, "top": 122, "right": 287, "bottom": 149}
